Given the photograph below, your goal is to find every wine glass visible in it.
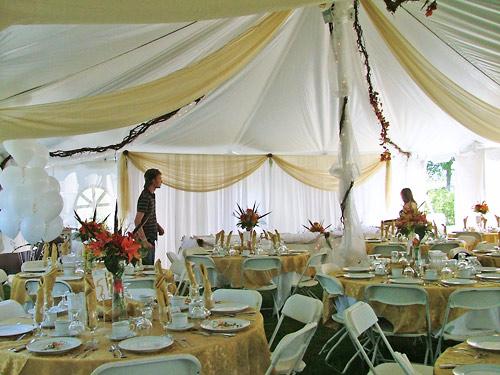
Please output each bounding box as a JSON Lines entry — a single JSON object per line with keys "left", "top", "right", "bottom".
{"left": 159, "top": 306, "right": 172, "bottom": 334}
{"left": 87, "top": 310, "right": 99, "bottom": 345}
{"left": 440, "top": 261, "right": 454, "bottom": 280}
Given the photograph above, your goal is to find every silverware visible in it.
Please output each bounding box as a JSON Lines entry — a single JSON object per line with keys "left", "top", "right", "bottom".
{"left": 110, "top": 344, "right": 127, "bottom": 358}
{"left": 191, "top": 331, "right": 236, "bottom": 337}
{"left": 8, "top": 344, "right": 26, "bottom": 353}
{"left": 16, "top": 333, "right": 27, "bottom": 341}
{"left": 439, "top": 363, "right": 468, "bottom": 369}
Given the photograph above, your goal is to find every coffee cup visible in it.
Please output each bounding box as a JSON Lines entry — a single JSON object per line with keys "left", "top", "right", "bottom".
{"left": 63, "top": 264, "right": 75, "bottom": 276}
{"left": 457, "top": 268, "right": 472, "bottom": 279}
{"left": 171, "top": 296, "right": 185, "bottom": 308}
{"left": 171, "top": 312, "right": 188, "bottom": 328}
{"left": 54, "top": 319, "right": 70, "bottom": 336}
{"left": 111, "top": 321, "right": 131, "bottom": 338}
{"left": 391, "top": 268, "right": 402, "bottom": 278}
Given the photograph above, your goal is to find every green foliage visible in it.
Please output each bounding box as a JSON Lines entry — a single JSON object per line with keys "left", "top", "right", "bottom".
{"left": 428, "top": 188, "right": 455, "bottom": 225}
{"left": 426, "top": 158, "right": 454, "bottom": 190}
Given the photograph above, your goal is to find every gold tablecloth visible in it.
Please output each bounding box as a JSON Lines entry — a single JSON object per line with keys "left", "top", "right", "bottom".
{"left": 365, "top": 241, "right": 431, "bottom": 257}
{"left": 0, "top": 312, "right": 270, "bottom": 375}
{"left": 482, "top": 233, "right": 499, "bottom": 244}
{"left": 323, "top": 272, "right": 499, "bottom": 334}
{"left": 434, "top": 341, "right": 500, "bottom": 375}
{"left": 10, "top": 273, "right": 85, "bottom": 304}
{"left": 477, "top": 254, "right": 500, "bottom": 268}
{"left": 212, "top": 253, "right": 309, "bottom": 289}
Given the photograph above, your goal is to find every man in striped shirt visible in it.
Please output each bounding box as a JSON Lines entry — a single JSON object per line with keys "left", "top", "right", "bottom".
{"left": 135, "top": 168, "right": 164, "bottom": 265}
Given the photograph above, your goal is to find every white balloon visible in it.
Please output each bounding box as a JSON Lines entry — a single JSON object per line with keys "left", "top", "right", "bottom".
{"left": 27, "top": 143, "right": 50, "bottom": 168}
{"left": 3, "top": 140, "right": 36, "bottom": 167}
{"left": 37, "top": 191, "right": 64, "bottom": 221}
{"left": 20, "top": 214, "right": 45, "bottom": 244}
{"left": 0, "top": 189, "right": 7, "bottom": 209}
{"left": 24, "top": 167, "right": 49, "bottom": 191}
{"left": 42, "top": 216, "right": 63, "bottom": 242}
{"left": 0, "top": 166, "right": 22, "bottom": 188}
{"left": 7, "top": 187, "right": 35, "bottom": 217}
{"left": 0, "top": 209, "right": 20, "bottom": 239}
{"left": 46, "top": 176, "right": 61, "bottom": 193}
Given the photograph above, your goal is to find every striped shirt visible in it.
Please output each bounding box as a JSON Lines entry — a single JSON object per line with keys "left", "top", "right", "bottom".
{"left": 136, "top": 189, "right": 157, "bottom": 242}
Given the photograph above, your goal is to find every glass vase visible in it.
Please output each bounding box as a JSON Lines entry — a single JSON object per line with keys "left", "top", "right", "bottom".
{"left": 111, "top": 273, "right": 127, "bottom": 322}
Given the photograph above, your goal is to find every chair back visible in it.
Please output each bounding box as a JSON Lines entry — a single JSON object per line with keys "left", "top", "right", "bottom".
{"left": 0, "top": 300, "right": 26, "bottom": 321}
{"left": 372, "top": 244, "right": 405, "bottom": 257}
{"left": 182, "top": 247, "right": 209, "bottom": 257}
{"left": 242, "top": 256, "right": 281, "bottom": 272}
{"left": 430, "top": 242, "right": 462, "bottom": 253}
{"left": 454, "top": 232, "right": 482, "bottom": 242}
{"left": 315, "top": 273, "right": 344, "bottom": 296}
{"left": 167, "top": 252, "right": 181, "bottom": 264}
{"left": 91, "top": 354, "right": 201, "bottom": 375}
{"left": 21, "top": 260, "right": 45, "bottom": 272}
{"left": 307, "top": 252, "right": 328, "bottom": 270}
{"left": 0, "top": 269, "right": 7, "bottom": 284}
{"left": 124, "top": 278, "right": 155, "bottom": 289}
{"left": 25, "top": 279, "right": 73, "bottom": 298}
{"left": 282, "top": 294, "right": 323, "bottom": 324}
{"left": 448, "top": 247, "right": 473, "bottom": 259}
{"left": 213, "top": 289, "right": 262, "bottom": 310}
{"left": 448, "top": 288, "right": 500, "bottom": 310}
{"left": 365, "top": 284, "right": 428, "bottom": 306}
{"left": 185, "top": 255, "right": 218, "bottom": 285}
{"left": 475, "top": 242, "right": 496, "bottom": 251}
{"left": 265, "top": 323, "right": 317, "bottom": 375}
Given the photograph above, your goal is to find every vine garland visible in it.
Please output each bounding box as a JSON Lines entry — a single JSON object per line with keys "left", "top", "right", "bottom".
{"left": 49, "top": 97, "right": 203, "bottom": 158}
{"left": 353, "top": 0, "right": 411, "bottom": 161}
{"left": 383, "top": 0, "right": 437, "bottom": 16}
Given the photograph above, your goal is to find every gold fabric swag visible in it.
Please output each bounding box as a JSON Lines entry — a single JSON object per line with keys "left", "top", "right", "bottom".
{"left": 362, "top": 0, "right": 500, "bottom": 143}
{"left": 0, "top": 11, "right": 291, "bottom": 141}
{"left": 118, "top": 151, "right": 383, "bottom": 218}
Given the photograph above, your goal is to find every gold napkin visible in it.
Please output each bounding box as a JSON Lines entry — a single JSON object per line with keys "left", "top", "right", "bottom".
{"left": 154, "top": 260, "right": 176, "bottom": 295}
{"left": 238, "top": 231, "right": 244, "bottom": 249}
{"left": 463, "top": 216, "right": 468, "bottom": 229}
{"left": 275, "top": 230, "right": 281, "bottom": 243}
{"left": 155, "top": 262, "right": 171, "bottom": 321}
{"left": 441, "top": 224, "right": 447, "bottom": 236}
{"left": 496, "top": 215, "right": 500, "bottom": 227}
{"left": 34, "top": 280, "right": 45, "bottom": 324}
{"left": 220, "top": 230, "right": 225, "bottom": 247}
{"left": 185, "top": 260, "right": 197, "bottom": 287}
{"left": 482, "top": 217, "right": 488, "bottom": 229}
{"left": 84, "top": 273, "right": 98, "bottom": 327}
{"left": 251, "top": 230, "right": 257, "bottom": 250}
{"left": 199, "top": 264, "right": 214, "bottom": 309}
{"left": 42, "top": 266, "right": 58, "bottom": 308}
{"left": 433, "top": 221, "right": 438, "bottom": 237}
{"left": 51, "top": 243, "right": 58, "bottom": 266}
{"left": 61, "top": 241, "right": 70, "bottom": 256}
{"left": 42, "top": 243, "right": 49, "bottom": 266}
{"left": 225, "top": 231, "right": 233, "bottom": 249}
{"left": 215, "top": 231, "right": 222, "bottom": 246}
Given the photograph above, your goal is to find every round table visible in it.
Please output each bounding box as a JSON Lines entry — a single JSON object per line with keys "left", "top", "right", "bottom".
{"left": 211, "top": 253, "right": 310, "bottom": 289}
{"left": 476, "top": 253, "right": 500, "bottom": 268}
{"left": 365, "top": 241, "right": 431, "bottom": 257}
{"left": 323, "top": 272, "right": 499, "bottom": 334}
{"left": 10, "top": 273, "right": 84, "bottom": 304}
{"left": 0, "top": 312, "right": 270, "bottom": 375}
{"left": 482, "top": 232, "right": 499, "bottom": 244}
{"left": 434, "top": 341, "right": 500, "bottom": 375}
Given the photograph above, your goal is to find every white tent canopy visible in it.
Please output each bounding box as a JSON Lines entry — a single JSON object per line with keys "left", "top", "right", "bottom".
{"left": 1, "top": 0, "right": 499, "bottom": 256}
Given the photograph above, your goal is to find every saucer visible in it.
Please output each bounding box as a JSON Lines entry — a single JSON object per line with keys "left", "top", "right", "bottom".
{"left": 166, "top": 323, "right": 194, "bottom": 332}
{"left": 422, "top": 276, "right": 439, "bottom": 282}
{"left": 107, "top": 331, "right": 137, "bottom": 341}
{"left": 50, "top": 331, "right": 78, "bottom": 337}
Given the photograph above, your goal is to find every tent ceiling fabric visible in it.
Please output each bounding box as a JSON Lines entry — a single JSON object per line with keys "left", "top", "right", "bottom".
{"left": 0, "top": 0, "right": 498, "bottom": 159}
{"left": 0, "top": 0, "right": 324, "bottom": 29}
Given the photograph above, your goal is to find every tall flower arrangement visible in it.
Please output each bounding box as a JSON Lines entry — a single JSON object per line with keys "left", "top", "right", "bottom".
{"left": 234, "top": 203, "right": 270, "bottom": 232}
{"left": 303, "top": 220, "right": 333, "bottom": 249}
{"left": 395, "top": 207, "right": 433, "bottom": 243}
{"left": 473, "top": 201, "right": 489, "bottom": 215}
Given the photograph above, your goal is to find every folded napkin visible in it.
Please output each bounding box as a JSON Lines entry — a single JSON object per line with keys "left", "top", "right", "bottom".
{"left": 219, "top": 230, "right": 225, "bottom": 246}
{"left": 51, "top": 243, "right": 58, "bottom": 266}
{"left": 275, "top": 230, "right": 281, "bottom": 243}
{"left": 42, "top": 266, "right": 58, "bottom": 308}
{"left": 215, "top": 231, "right": 222, "bottom": 246}
{"left": 225, "top": 231, "right": 233, "bottom": 249}
{"left": 251, "top": 230, "right": 257, "bottom": 250}
{"left": 155, "top": 261, "right": 171, "bottom": 320}
{"left": 84, "top": 273, "right": 98, "bottom": 327}
{"left": 496, "top": 215, "right": 500, "bottom": 227}
{"left": 463, "top": 216, "right": 468, "bottom": 229}
{"left": 441, "top": 224, "right": 447, "bottom": 236}
{"left": 42, "top": 243, "right": 49, "bottom": 266}
{"left": 34, "top": 280, "right": 45, "bottom": 324}
{"left": 185, "top": 260, "right": 197, "bottom": 287}
{"left": 199, "top": 264, "right": 214, "bottom": 309}
{"left": 433, "top": 221, "right": 438, "bottom": 237}
{"left": 238, "top": 231, "right": 245, "bottom": 248}
{"left": 61, "top": 241, "right": 70, "bottom": 256}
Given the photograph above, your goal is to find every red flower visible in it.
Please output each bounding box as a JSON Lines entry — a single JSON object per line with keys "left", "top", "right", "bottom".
{"left": 120, "top": 233, "right": 142, "bottom": 262}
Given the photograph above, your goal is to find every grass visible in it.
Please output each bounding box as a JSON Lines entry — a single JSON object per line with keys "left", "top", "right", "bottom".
{"left": 260, "top": 285, "right": 454, "bottom": 375}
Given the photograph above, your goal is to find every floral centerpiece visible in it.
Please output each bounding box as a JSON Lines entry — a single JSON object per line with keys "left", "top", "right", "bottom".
{"left": 75, "top": 206, "right": 147, "bottom": 321}
{"left": 303, "top": 220, "right": 332, "bottom": 249}
{"left": 473, "top": 201, "right": 489, "bottom": 215}
{"left": 74, "top": 209, "right": 108, "bottom": 243}
{"left": 234, "top": 202, "right": 270, "bottom": 232}
{"left": 395, "top": 207, "right": 433, "bottom": 245}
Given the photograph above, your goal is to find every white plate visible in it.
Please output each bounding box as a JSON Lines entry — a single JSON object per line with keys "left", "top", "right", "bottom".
{"left": 477, "top": 273, "right": 500, "bottom": 281}
{"left": 50, "top": 331, "right": 78, "bottom": 338}
{"left": 27, "top": 337, "right": 81, "bottom": 355}
{"left": 467, "top": 336, "right": 500, "bottom": 351}
{"left": 211, "top": 303, "right": 249, "bottom": 314}
{"left": 107, "top": 331, "right": 137, "bottom": 341}
{"left": 389, "top": 278, "right": 424, "bottom": 285}
{"left": 17, "top": 272, "right": 43, "bottom": 278}
{"left": 441, "top": 278, "right": 478, "bottom": 285}
{"left": 127, "top": 288, "right": 156, "bottom": 301}
{"left": 479, "top": 267, "right": 499, "bottom": 273}
{"left": 422, "top": 276, "right": 439, "bottom": 282}
{"left": 343, "top": 266, "right": 371, "bottom": 273}
{"left": 23, "top": 267, "right": 47, "bottom": 273}
{"left": 119, "top": 335, "right": 173, "bottom": 353}
{"left": 166, "top": 323, "right": 194, "bottom": 332}
{"left": 57, "top": 275, "right": 82, "bottom": 281}
{"left": 0, "top": 323, "right": 35, "bottom": 337}
{"left": 343, "top": 273, "right": 375, "bottom": 279}
{"left": 453, "top": 364, "right": 500, "bottom": 375}
{"left": 201, "top": 318, "right": 250, "bottom": 333}
{"left": 142, "top": 270, "right": 156, "bottom": 275}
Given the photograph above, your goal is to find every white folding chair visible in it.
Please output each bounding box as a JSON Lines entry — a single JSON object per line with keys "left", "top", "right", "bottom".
{"left": 182, "top": 247, "right": 209, "bottom": 257}
{"left": 266, "top": 322, "right": 318, "bottom": 375}
{"left": 185, "top": 255, "right": 219, "bottom": 287}
{"left": 364, "top": 284, "right": 433, "bottom": 365}
{"left": 213, "top": 289, "right": 262, "bottom": 310}
{"left": 429, "top": 241, "right": 462, "bottom": 253}
{"left": 91, "top": 354, "right": 201, "bottom": 375}
{"left": 269, "top": 294, "right": 322, "bottom": 348}
{"left": 21, "top": 260, "right": 46, "bottom": 272}
{"left": 0, "top": 299, "right": 27, "bottom": 321}
{"left": 316, "top": 273, "right": 360, "bottom": 373}
{"left": 435, "top": 287, "right": 500, "bottom": 360}
{"left": 241, "top": 256, "right": 282, "bottom": 317}
{"left": 167, "top": 251, "right": 181, "bottom": 264}
{"left": 372, "top": 244, "right": 405, "bottom": 258}
{"left": 474, "top": 242, "right": 497, "bottom": 251}
{"left": 25, "top": 279, "right": 73, "bottom": 298}
{"left": 170, "top": 260, "right": 189, "bottom": 296}
{"left": 291, "top": 252, "right": 327, "bottom": 298}
{"left": 123, "top": 278, "right": 155, "bottom": 289}
{"left": 344, "top": 302, "right": 433, "bottom": 375}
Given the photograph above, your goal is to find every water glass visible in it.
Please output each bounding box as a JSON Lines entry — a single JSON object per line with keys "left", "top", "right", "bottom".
{"left": 440, "top": 261, "right": 454, "bottom": 280}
